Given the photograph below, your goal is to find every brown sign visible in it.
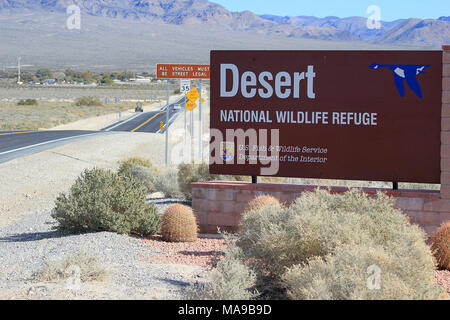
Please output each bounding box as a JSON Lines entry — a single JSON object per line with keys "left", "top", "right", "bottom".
{"left": 156, "top": 64, "right": 210, "bottom": 79}
{"left": 209, "top": 50, "right": 442, "bottom": 183}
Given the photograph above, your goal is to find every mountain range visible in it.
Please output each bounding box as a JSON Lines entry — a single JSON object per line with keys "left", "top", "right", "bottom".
{"left": 0, "top": 0, "right": 449, "bottom": 46}
{"left": 0, "top": 0, "right": 448, "bottom": 70}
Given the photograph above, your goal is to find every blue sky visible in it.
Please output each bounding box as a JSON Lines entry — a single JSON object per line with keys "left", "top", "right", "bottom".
{"left": 211, "top": 0, "right": 449, "bottom": 21}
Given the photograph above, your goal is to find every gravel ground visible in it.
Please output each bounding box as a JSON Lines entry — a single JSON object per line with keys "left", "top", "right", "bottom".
{"left": 0, "top": 96, "right": 212, "bottom": 300}
{"left": 0, "top": 200, "right": 206, "bottom": 300}
{"left": 436, "top": 270, "right": 450, "bottom": 295}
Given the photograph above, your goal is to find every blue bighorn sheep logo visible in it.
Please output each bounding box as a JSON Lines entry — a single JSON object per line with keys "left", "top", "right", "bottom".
{"left": 368, "top": 63, "right": 430, "bottom": 99}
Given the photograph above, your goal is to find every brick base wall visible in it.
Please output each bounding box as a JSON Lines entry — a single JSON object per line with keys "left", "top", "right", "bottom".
{"left": 192, "top": 181, "right": 448, "bottom": 236}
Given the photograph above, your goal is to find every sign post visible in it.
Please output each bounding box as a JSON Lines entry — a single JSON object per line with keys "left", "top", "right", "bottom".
{"left": 165, "top": 80, "right": 170, "bottom": 166}
{"left": 157, "top": 64, "right": 210, "bottom": 163}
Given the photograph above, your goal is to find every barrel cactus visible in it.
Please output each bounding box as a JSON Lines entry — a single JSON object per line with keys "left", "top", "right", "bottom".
{"left": 161, "top": 204, "right": 198, "bottom": 242}
{"left": 430, "top": 221, "right": 450, "bottom": 270}
{"left": 246, "top": 195, "right": 280, "bottom": 211}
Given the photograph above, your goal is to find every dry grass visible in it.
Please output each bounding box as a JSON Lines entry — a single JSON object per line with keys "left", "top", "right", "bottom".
{"left": 32, "top": 251, "right": 108, "bottom": 283}
{"left": 0, "top": 100, "right": 137, "bottom": 130}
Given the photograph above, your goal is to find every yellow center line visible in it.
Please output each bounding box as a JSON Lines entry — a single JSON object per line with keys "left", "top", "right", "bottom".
{"left": 0, "top": 130, "right": 40, "bottom": 136}
{"left": 130, "top": 112, "right": 163, "bottom": 132}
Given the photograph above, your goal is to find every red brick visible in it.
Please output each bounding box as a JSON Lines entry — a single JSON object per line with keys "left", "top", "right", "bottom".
{"left": 442, "top": 104, "right": 450, "bottom": 117}
{"left": 444, "top": 91, "right": 450, "bottom": 104}
{"left": 195, "top": 212, "right": 208, "bottom": 225}
{"left": 394, "top": 197, "right": 424, "bottom": 211}
{"left": 233, "top": 202, "right": 248, "bottom": 215}
{"left": 403, "top": 211, "right": 422, "bottom": 225}
{"left": 444, "top": 51, "right": 450, "bottom": 64}
{"left": 442, "top": 145, "right": 450, "bottom": 157}
{"left": 192, "top": 188, "right": 206, "bottom": 199}
{"left": 421, "top": 212, "right": 443, "bottom": 225}
{"left": 207, "top": 200, "right": 221, "bottom": 213}
{"left": 206, "top": 189, "right": 235, "bottom": 201}
{"left": 439, "top": 212, "right": 450, "bottom": 224}
{"left": 220, "top": 201, "right": 237, "bottom": 214}
{"left": 441, "top": 158, "right": 450, "bottom": 171}
{"left": 441, "top": 131, "right": 450, "bottom": 145}
{"left": 441, "top": 172, "right": 450, "bottom": 185}
{"left": 442, "top": 117, "right": 450, "bottom": 131}
{"left": 423, "top": 225, "right": 439, "bottom": 238}
{"left": 445, "top": 64, "right": 450, "bottom": 77}
{"left": 424, "top": 199, "right": 450, "bottom": 212}
{"left": 440, "top": 185, "right": 450, "bottom": 199}
{"left": 279, "top": 192, "right": 299, "bottom": 204}
{"left": 444, "top": 77, "right": 450, "bottom": 91}
{"left": 199, "top": 225, "right": 220, "bottom": 234}
{"left": 192, "top": 199, "right": 208, "bottom": 212}
{"left": 235, "top": 190, "right": 256, "bottom": 203}
{"left": 207, "top": 213, "right": 234, "bottom": 227}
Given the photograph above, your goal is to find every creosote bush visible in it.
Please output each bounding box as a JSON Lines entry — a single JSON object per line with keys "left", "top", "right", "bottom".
{"left": 33, "top": 251, "right": 107, "bottom": 283}
{"left": 430, "top": 221, "right": 450, "bottom": 270}
{"left": 192, "top": 189, "right": 445, "bottom": 300}
{"left": 118, "top": 157, "right": 157, "bottom": 194}
{"left": 51, "top": 167, "right": 160, "bottom": 236}
{"left": 161, "top": 204, "right": 198, "bottom": 242}
{"left": 118, "top": 157, "right": 155, "bottom": 178}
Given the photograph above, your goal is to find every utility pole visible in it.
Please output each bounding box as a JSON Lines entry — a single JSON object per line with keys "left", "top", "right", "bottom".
{"left": 184, "top": 94, "right": 187, "bottom": 147}
{"left": 17, "top": 57, "right": 21, "bottom": 84}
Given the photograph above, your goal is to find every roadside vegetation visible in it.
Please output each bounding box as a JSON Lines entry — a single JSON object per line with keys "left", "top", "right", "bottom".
{"left": 16, "top": 99, "right": 38, "bottom": 106}
{"left": 186, "top": 190, "right": 447, "bottom": 300}
{"left": 33, "top": 251, "right": 107, "bottom": 283}
{"left": 49, "top": 157, "right": 448, "bottom": 299}
{"left": 52, "top": 167, "right": 160, "bottom": 237}
{"left": 0, "top": 100, "right": 136, "bottom": 130}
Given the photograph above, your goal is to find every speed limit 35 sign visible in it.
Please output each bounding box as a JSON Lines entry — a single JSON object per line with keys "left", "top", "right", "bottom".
{"left": 180, "top": 79, "right": 191, "bottom": 93}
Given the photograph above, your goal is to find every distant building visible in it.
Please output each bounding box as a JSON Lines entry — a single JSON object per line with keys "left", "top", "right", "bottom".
{"left": 43, "top": 79, "right": 55, "bottom": 85}
{"left": 130, "top": 76, "right": 151, "bottom": 83}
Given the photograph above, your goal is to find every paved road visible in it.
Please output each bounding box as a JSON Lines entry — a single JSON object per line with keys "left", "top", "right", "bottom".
{"left": 102, "top": 97, "right": 185, "bottom": 133}
{"left": 0, "top": 97, "right": 185, "bottom": 164}
{"left": 0, "top": 130, "right": 111, "bottom": 164}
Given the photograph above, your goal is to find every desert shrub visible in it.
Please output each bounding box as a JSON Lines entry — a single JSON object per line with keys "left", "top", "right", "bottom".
{"left": 247, "top": 195, "right": 280, "bottom": 211}
{"left": 161, "top": 204, "right": 198, "bottom": 242}
{"left": 283, "top": 244, "right": 445, "bottom": 300}
{"left": 178, "top": 163, "right": 215, "bottom": 200}
{"left": 33, "top": 251, "right": 107, "bottom": 283}
{"left": 51, "top": 167, "right": 160, "bottom": 236}
{"left": 129, "top": 166, "right": 156, "bottom": 193}
{"left": 118, "top": 157, "right": 157, "bottom": 193}
{"left": 430, "top": 221, "right": 450, "bottom": 270}
{"left": 74, "top": 96, "right": 103, "bottom": 106}
{"left": 154, "top": 167, "right": 183, "bottom": 198}
{"left": 185, "top": 237, "right": 258, "bottom": 300}
{"left": 118, "top": 157, "right": 155, "bottom": 177}
{"left": 17, "top": 99, "right": 38, "bottom": 106}
{"left": 234, "top": 189, "right": 443, "bottom": 299}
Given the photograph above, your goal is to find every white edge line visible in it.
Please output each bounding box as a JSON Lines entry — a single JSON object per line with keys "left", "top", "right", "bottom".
{"left": 0, "top": 132, "right": 105, "bottom": 156}
{"left": 104, "top": 112, "right": 143, "bottom": 131}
